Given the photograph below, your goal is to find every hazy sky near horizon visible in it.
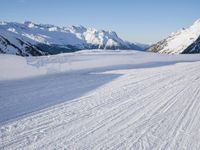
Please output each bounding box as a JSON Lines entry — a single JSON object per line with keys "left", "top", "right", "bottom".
{"left": 0, "top": 0, "right": 200, "bottom": 43}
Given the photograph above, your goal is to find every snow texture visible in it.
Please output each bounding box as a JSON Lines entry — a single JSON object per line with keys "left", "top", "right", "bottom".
{"left": 1, "top": 50, "right": 200, "bottom": 149}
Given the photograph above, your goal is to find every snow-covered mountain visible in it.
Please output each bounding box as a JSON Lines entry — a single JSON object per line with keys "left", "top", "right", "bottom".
{"left": 147, "top": 19, "right": 200, "bottom": 54}
{"left": 0, "top": 21, "right": 143, "bottom": 56}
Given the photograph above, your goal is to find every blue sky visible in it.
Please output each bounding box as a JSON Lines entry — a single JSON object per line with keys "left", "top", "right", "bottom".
{"left": 0, "top": 0, "right": 200, "bottom": 43}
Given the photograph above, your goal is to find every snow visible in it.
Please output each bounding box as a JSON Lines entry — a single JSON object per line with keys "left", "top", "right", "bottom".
{"left": 22, "top": 33, "right": 49, "bottom": 44}
{"left": 0, "top": 21, "right": 140, "bottom": 54}
{"left": 159, "top": 19, "right": 200, "bottom": 54}
{"left": 1, "top": 50, "right": 200, "bottom": 149}
{"left": 1, "top": 50, "right": 200, "bottom": 81}
{"left": 7, "top": 28, "right": 18, "bottom": 34}
{"left": 0, "top": 21, "right": 7, "bottom": 25}
{"left": 0, "top": 55, "right": 46, "bottom": 80}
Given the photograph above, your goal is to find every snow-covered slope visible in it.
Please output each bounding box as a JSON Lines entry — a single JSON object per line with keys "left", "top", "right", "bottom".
{"left": 0, "top": 21, "right": 142, "bottom": 56}
{"left": 1, "top": 51, "right": 200, "bottom": 149}
{"left": 147, "top": 19, "right": 200, "bottom": 54}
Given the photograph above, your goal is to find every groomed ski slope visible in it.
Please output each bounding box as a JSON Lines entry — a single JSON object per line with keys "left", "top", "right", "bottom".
{"left": 1, "top": 50, "right": 200, "bottom": 149}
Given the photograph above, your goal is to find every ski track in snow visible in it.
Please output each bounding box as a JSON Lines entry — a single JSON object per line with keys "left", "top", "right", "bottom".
{"left": 1, "top": 51, "right": 200, "bottom": 149}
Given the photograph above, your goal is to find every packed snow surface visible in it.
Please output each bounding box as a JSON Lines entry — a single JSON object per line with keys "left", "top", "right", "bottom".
{"left": 1, "top": 50, "right": 200, "bottom": 149}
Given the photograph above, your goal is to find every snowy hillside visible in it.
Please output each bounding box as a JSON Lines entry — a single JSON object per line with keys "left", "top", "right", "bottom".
{"left": 147, "top": 19, "right": 200, "bottom": 54}
{"left": 1, "top": 50, "right": 200, "bottom": 149}
{"left": 0, "top": 21, "right": 142, "bottom": 56}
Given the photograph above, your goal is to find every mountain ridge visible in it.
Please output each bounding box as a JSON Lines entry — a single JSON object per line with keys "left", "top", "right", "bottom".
{"left": 147, "top": 19, "right": 200, "bottom": 54}
{"left": 0, "top": 21, "right": 144, "bottom": 56}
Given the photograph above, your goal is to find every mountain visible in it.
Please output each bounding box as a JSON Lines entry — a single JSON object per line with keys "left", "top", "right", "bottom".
{"left": 147, "top": 19, "right": 200, "bottom": 54}
{"left": 0, "top": 21, "right": 143, "bottom": 56}
{"left": 134, "top": 42, "right": 150, "bottom": 50}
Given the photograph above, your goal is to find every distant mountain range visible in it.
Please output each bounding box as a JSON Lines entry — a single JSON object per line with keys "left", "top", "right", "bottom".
{"left": 0, "top": 21, "right": 147, "bottom": 56}
{"left": 147, "top": 19, "right": 200, "bottom": 54}
{"left": 2, "top": 19, "right": 200, "bottom": 56}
